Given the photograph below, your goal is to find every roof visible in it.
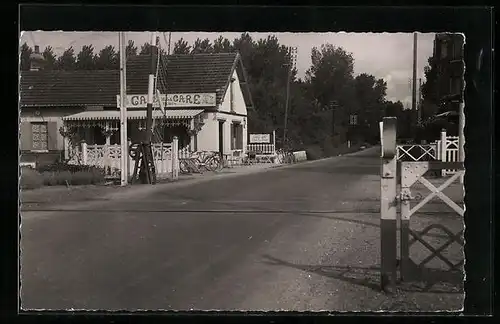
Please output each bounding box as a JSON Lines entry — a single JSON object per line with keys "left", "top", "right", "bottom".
{"left": 20, "top": 53, "right": 254, "bottom": 109}
{"left": 62, "top": 109, "right": 204, "bottom": 121}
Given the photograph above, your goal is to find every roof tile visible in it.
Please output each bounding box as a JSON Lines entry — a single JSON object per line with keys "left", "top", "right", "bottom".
{"left": 20, "top": 52, "right": 252, "bottom": 109}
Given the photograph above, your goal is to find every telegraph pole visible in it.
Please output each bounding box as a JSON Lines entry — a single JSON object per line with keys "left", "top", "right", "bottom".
{"left": 146, "top": 32, "right": 157, "bottom": 145}
{"left": 417, "top": 77, "right": 422, "bottom": 125}
{"left": 119, "top": 32, "right": 128, "bottom": 186}
{"left": 168, "top": 32, "right": 172, "bottom": 55}
{"left": 411, "top": 32, "right": 418, "bottom": 139}
{"left": 283, "top": 46, "right": 297, "bottom": 148}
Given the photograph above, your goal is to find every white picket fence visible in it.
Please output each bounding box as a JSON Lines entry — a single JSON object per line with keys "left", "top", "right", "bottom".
{"left": 434, "top": 134, "right": 460, "bottom": 176}
{"left": 247, "top": 143, "right": 276, "bottom": 155}
{"left": 68, "top": 141, "right": 179, "bottom": 180}
{"left": 247, "top": 143, "right": 277, "bottom": 164}
{"left": 396, "top": 130, "right": 461, "bottom": 176}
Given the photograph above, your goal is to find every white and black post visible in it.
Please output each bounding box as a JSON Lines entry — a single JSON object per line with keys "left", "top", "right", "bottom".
{"left": 380, "top": 117, "right": 398, "bottom": 294}
{"left": 119, "top": 32, "right": 128, "bottom": 186}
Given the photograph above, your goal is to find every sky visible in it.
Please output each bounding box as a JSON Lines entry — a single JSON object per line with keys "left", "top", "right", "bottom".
{"left": 20, "top": 31, "right": 435, "bottom": 107}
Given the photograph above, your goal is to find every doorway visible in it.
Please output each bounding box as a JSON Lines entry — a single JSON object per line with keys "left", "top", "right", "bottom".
{"left": 218, "top": 120, "right": 224, "bottom": 156}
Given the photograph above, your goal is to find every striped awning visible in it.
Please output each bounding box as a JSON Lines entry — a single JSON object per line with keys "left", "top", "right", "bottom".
{"left": 62, "top": 109, "right": 204, "bottom": 121}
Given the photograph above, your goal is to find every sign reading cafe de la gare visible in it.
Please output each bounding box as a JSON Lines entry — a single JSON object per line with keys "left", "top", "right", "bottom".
{"left": 249, "top": 134, "right": 271, "bottom": 143}
{"left": 116, "top": 93, "right": 217, "bottom": 108}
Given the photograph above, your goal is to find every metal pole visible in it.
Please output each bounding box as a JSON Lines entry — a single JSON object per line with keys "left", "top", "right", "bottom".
{"left": 146, "top": 32, "right": 157, "bottom": 145}
{"left": 283, "top": 47, "right": 297, "bottom": 148}
{"left": 417, "top": 78, "right": 422, "bottom": 124}
{"left": 168, "top": 32, "right": 172, "bottom": 55}
{"left": 411, "top": 33, "right": 418, "bottom": 141}
{"left": 119, "top": 32, "right": 128, "bottom": 186}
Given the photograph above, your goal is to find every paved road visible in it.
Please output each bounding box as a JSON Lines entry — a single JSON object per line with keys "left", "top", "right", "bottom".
{"left": 21, "top": 147, "right": 390, "bottom": 311}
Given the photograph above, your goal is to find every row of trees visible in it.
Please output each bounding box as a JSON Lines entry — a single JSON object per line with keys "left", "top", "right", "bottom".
{"left": 20, "top": 40, "right": 147, "bottom": 71}
{"left": 20, "top": 34, "right": 406, "bottom": 154}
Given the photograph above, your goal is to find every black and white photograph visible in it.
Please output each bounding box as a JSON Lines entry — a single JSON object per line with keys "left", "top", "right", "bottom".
{"left": 19, "top": 28, "right": 467, "bottom": 312}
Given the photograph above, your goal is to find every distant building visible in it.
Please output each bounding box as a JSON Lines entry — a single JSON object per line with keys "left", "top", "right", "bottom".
{"left": 432, "top": 33, "right": 465, "bottom": 114}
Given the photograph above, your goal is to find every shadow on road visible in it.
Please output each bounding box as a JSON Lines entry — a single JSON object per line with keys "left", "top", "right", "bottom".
{"left": 260, "top": 255, "right": 463, "bottom": 294}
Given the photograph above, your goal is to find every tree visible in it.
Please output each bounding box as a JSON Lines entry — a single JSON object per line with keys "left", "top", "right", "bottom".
{"left": 126, "top": 40, "right": 138, "bottom": 57}
{"left": 140, "top": 42, "right": 151, "bottom": 55}
{"left": 56, "top": 46, "right": 76, "bottom": 70}
{"left": 420, "top": 56, "right": 440, "bottom": 119}
{"left": 213, "top": 36, "right": 233, "bottom": 53}
{"left": 42, "top": 46, "right": 57, "bottom": 70}
{"left": 353, "top": 74, "right": 388, "bottom": 143}
{"left": 172, "top": 38, "right": 191, "bottom": 54}
{"left": 304, "top": 45, "right": 357, "bottom": 144}
{"left": 95, "top": 45, "right": 118, "bottom": 70}
{"left": 20, "top": 42, "right": 32, "bottom": 71}
{"left": 306, "top": 44, "right": 355, "bottom": 106}
{"left": 191, "top": 38, "right": 213, "bottom": 54}
{"left": 76, "top": 45, "right": 96, "bottom": 70}
{"left": 233, "top": 33, "right": 254, "bottom": 68}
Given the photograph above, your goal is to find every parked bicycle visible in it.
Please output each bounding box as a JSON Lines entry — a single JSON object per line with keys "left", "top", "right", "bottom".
{"left": 196, "top": 151, "right": 223, "bottom": 172}
{"left": 179, "top": 151, "right": 223, "bottom": 174}
{"left": 275, "top": 148, "right": 295, "bottom": 164}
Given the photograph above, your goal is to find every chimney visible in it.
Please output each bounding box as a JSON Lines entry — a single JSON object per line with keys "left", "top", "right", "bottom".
{"left": 29, "top": 45, "right": 44, "bottom": 71}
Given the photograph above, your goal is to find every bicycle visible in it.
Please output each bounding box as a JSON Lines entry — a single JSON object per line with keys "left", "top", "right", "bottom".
{"left": 195, "top": 151, "right": 223, "bottom": 172}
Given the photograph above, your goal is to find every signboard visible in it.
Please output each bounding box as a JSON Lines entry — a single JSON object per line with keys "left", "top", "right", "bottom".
{"left": 117, "top": 93, "right": 216, "bottom": 108}
{"left": 249, "top": 134, "right": 271, "bottom": 144}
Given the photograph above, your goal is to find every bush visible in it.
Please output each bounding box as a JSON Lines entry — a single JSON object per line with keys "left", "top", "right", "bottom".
{"left": 41, "top": 169, "right": 105, "bottom": 186}
{"left": 55, "top": 171, "right": 73, "bottom": 186}
{"left": 71, "top": 171, "right": 93, "bottom": 185}
{"left": 41, "top": 171, "right": 58, "bottom": 186}
{"left": 37, "top": 162, "right": 105, "bottom": 175}
{"left": 20, "top": 167, "right": 44, "bottom": 190}
{"left": 322, "top": 140, "right": 336, "bottom": 157}
{"left": 305, "top": 145, "right": 324, "bottom": 161}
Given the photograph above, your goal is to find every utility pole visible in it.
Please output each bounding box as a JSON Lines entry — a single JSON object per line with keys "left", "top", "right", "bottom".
{"left": 168, "top": 32, "right": 172, "bottom": 55}
{"left": 412, "top": 32, "right": 418, "bottom": 139}
{"left": 146, "top": 32, "right": 157, "bottom": 145}
{"left": 119, "top": 32, "right": 128, "bottom": 186}
{"left": 417, "top": 77, "right": 422, "bottom": 125}
{"left": 283, "top": 46, "right": 297, "bottom": 148}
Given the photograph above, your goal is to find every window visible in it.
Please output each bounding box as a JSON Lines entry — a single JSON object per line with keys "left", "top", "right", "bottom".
{"left": 440, "top": 41, "right": 448, "bottom": 59}
{"left": 231, "top": 122, "right": 243, "bottom": 150}
{"left": 31, "top": 122, "right": 48, "bottom": 150}
{"left": 452, "top": 39, "right": 463, "bottom": 61}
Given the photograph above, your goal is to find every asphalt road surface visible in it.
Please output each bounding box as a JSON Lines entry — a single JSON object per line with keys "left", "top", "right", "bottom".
{"left": 21, "top": 147, "right": 390, "bottom": 311}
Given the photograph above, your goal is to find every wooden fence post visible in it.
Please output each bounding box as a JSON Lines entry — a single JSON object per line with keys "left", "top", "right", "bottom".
{"left": 172, "top": 136, "right": 179, "bottom": 180}
{"left": 81, "top": 141, "right": 88, "bottom": 165}
{"left": 440, "top": 129, "right": 447, "bottom": 176}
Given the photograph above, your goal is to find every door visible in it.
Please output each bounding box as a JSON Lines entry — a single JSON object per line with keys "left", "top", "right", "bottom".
{"left": 218, "top": 120, "right": 224, "bottom": 156}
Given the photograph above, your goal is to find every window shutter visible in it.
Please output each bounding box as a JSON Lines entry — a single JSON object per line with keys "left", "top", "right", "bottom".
{"left": 47, "top": 121, "right": 58, "bottom": 151}
{"left": 20, "top": 122, "right": 33, "bottom": 151}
